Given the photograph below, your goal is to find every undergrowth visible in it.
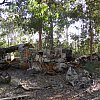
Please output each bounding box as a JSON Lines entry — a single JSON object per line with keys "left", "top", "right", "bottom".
{"left": 84, "top": 61, "right": 100, "bottom": 75}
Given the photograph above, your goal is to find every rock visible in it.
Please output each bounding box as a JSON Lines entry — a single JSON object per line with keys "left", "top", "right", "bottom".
{"left": 79, "top": 83, "right": 85, "bottom": 89}
{"left": 67, "top": 81, "right": 75, "bottom": 87}
{"left": 27, "top": 68, "right": 40, "bottom": 75}
{"left": 0, "top": 72, "right": 11, "bottom": 84}
{"left": 10, "top": 79, "right": 20, "bottom": 87}
{"left": 83, "top": 69, "right": 90, "bottom": 77}
{"left": 78, "top": 76, "right": 92, "bottom": 89}
{"left": 66, "top": 67, "right": 78, "bottom": 86}
{"left": 81, "top": 76, "right": 90, "bottom": 85}
{"left": 0, "top": 61, "right": 11, "bottom": 70}
{"left": 31, "top": 61, "right": 42, "bottom": 71}
{"left": 55, "top": 58, "right": 65, "bottom": 63}
{"left": 54, "top": 63, "right": 68, "bottom": 73}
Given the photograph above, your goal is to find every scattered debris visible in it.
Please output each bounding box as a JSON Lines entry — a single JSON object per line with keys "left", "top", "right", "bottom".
{"left": 0, "top": 44, "right": 100, "bottom": 99}
{"left": 0, "top": 72, "right": 11, "bottom": 84}
{"left": 0, "top": 94, "right": 31, "bottom": 100}
{"left": 0, "top": 67, "right": 99, "bottom": 100}
{"left": 17, "top": 80, "right": 41, "bottom": 91}
{"left": 54, "top": 62, "right": 68, "bottom": 73}
{"left": 0, "top": 61, "right": 11, "bottom": 70}
{"left": 66, "top": 67, "right": 78, "bottom": 86}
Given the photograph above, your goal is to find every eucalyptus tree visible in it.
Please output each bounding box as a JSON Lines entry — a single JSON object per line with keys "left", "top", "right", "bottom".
{"left": 0, "top": 0, "right": 13, "bottom": 46}
{"left": 70, "top": 34, "right": 79, "bottom": 52}
{"left": 28, "top": 0, "right": 75, "bottom": 50}
{"left": 3, "top": 0, "right": 32, "bottom": 45}
{"left": 68, "top": 0, "right": 100, "bottom": 57}
{"left": 0, "top": 0, "right": 27, "bottom": 46}
{"left": 6, "top": 0, "right": 75, "bottom": 50}
{"left": 0, "top": 0, "right": 10, "bottom": 5}
{"left": 28, "top": 0, "right": 46, "bottom": 49}
{"left": 83, "top": 0, "right": 100, "bottom": 60}
{"left": 0, "top": 12, "right": 11, "bottom": 47}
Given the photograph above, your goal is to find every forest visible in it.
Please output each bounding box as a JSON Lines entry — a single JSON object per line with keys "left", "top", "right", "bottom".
{"left": 0, "top": 0, "right": 100, "bottom": 100}
{"left": 0, "top": 0, "right": 99, "bottom": 54}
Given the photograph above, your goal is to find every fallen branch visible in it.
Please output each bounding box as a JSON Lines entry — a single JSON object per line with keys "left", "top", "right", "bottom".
{"left": 1, "top": 94, "right": 30, "bottom": 100}
{"left": 0, "top": 0, "right": 10, "bottom": 5}
{"left": 15, "top": 84, "right": 41, "bottom": 91}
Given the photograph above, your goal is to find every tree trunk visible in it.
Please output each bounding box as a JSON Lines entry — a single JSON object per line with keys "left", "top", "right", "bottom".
{"left": 7, "top": 35, "right": 10, "bottom": 47}
{"left": 65, "top": 25, "right": 69, "bottom": 45}
{"left": 0, "top": 0, "right": 6, "bottom": 5}
{"left": 39, "top": 29, "right": 42, "bottom": 50}
{"left": 49, "top": 16, "right": 53, "bottom": 50}
{"left": 77, "top": 42, "right": 80, "bottom": 54}
{"left": 89, "top": 19, "right": 93, "bottom": 61}
{"left": 38, "top": 2, "right": 42, "bottom": 50}
{"left": 48, "top": 3, "right": 53, "bottom": 50}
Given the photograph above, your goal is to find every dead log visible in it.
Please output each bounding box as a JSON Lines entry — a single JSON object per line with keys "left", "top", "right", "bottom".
{"left": 1, "top": 94, "right": 31, "bottom": 100}
{"left": 0, "top": 43, "right": 33, "bottom": 55}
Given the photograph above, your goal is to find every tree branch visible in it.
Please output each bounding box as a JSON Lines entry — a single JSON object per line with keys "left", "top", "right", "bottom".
{"left": 0, "top": 0, "right": 8, "bottom": 5}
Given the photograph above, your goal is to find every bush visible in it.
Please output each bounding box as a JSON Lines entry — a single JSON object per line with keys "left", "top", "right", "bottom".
{"left": 84, "top": 61, "right": 100, "bottom": 75}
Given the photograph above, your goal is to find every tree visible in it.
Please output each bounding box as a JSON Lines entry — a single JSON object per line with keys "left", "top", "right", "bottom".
{"left": 68, "top": 0, "right": 100, "bottom": 56}
{"left": 0, "top": 0, "right": 7, "bottom": 5}
{"left": 28, "top": 0, "right": 73, "bottom": 50}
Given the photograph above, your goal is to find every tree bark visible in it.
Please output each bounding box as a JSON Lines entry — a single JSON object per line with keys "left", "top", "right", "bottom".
{"left": 39, "top": 28, "right": 42, "bottom": 50}
{"left": 0, "top": 0, "right": 10, "bottom": 5}
{"left": 89, "top": 19, "right": 93, "bottom": 61}
{"left": 49, "top": 16, "right": 53, "bottom": 50}
{"left": 0, "top": 0, "right": 5, "bottom": 5}
{"left": 65, "top": 25, "right": 69, "bottom": 45}
{"left": 38, "top": 18, "right": 42, "bottom": 50}
{"left": 48, "top": 2, "right": 53, "bottom": 50}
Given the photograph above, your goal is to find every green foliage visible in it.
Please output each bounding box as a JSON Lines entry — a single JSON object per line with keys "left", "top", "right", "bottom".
{"left": 0, "top": 0, "right": 100, "bottom": 52}
{"left": 85, "top": 61, "right": 100, "bottom": 75}
{"left": 70, "top": 34, "right": 79, "bottom": 41}
{"left": 0, "top": 40, "right": 6, "bottom": 46}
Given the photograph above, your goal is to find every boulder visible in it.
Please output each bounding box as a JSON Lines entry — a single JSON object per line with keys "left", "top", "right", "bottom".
{"left": 0, "top": 61, "right": 11, "bottom": 70}
{"left": 54, "top": 62, "right": 68, "bottom": 73}
{"left": 66, "top": 67, "right": 78, "bottom": 86}
{"left": 0, "top": 72, "right": 11, "bottom": 84}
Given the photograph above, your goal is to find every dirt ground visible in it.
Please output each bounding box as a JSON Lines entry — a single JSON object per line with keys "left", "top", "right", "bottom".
{"left": 0, "top": 67, "right": 100, "bottom": 100}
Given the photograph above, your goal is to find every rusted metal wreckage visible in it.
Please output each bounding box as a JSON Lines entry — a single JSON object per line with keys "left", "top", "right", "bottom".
{"left": 0, "top": 43, "right": 99, "bottom": 100}
{"left": 0, "top": 43, "right": 73, "bottom": 73}
{"left": 0, "top": 43, "right": 100, "bottom": 73}
{"left": 0, "top": 43, "right": 33, "bottom": 69}
{"left": 0, "top": 43, "right": 34, "bottom": 84}
{"left": 0, "top": 43, "right": 99, "bottom": 85}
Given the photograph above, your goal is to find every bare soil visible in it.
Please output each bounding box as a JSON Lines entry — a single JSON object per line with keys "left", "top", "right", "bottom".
{"left": 0, "top": 67, "right": 100, "bottom": 100}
